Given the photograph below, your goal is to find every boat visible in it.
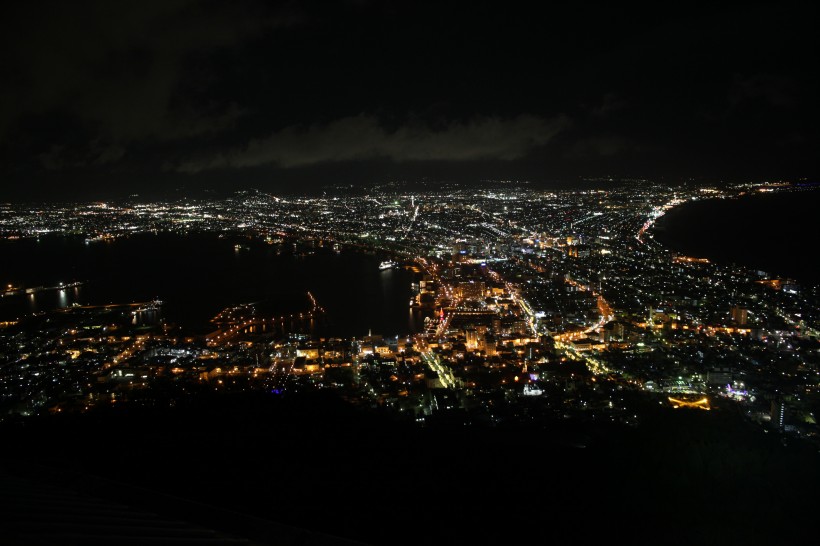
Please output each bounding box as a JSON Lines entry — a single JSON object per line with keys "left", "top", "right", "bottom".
{"left": 379, "top": 260, "right": 398, "bottom": 270}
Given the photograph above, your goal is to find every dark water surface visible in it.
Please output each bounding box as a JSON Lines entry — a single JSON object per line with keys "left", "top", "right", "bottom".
{"left": 653, "top": 188, "right": 820, "bottom": 285}
{"left": 0, "top": 233, "right": 426, "bottom": 336}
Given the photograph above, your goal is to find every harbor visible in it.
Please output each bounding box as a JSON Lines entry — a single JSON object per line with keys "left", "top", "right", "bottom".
{"left": 3, "top": 281, "right": 83, "bottom": 298}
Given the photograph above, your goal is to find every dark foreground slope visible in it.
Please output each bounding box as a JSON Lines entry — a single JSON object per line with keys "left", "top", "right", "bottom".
{"left": 2, "top": 391, "right": 818, "bottom": 545}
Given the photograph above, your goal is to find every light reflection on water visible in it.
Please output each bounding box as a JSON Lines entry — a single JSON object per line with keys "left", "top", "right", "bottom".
{"left": 1, "top": 234, "right": 433, "bottom": 336}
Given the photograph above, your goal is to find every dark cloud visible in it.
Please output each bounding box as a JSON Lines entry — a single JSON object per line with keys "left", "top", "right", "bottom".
{"left": 588, "top": 94, "right": 628, "bottom": 119}
{"left": 567, "top": 136, "right": 644, "bottom": 159}
{"left": 38, "top": 140, "right": 126, "bottom": 171}
{"left": 0, "top": 1, "right": 299, "bottom": 144}
{"left": 176, "top": 114, "right": 570, "bottom": 172}
{"left": 0, "top": 2, "right": 818, "bottom": 200}
{"left": 729, "top": 73, "right": 797, "bottom": 111}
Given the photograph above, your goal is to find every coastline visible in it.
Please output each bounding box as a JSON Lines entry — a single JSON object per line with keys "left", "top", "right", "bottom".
{"left": 651, "top": 187, "right": 820, "bottom": 286}
{"left": 0, "top": 234, "right": 422, "bottom": 336}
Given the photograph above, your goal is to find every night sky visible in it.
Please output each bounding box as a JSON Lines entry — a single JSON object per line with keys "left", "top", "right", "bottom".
{"left": 1, "top": 1, "right": 817, "bottom": 201}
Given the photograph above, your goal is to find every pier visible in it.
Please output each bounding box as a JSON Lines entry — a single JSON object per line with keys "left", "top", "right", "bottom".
{"left": 206, "top": 292, "right": 326, "bottom": 346}
{"left": 3, "top": 281, "right": 83, "bottom": 298}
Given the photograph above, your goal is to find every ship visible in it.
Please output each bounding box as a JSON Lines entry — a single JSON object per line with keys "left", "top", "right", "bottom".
{"left": 379, "top": 260, "right": 398, "bottom": 271}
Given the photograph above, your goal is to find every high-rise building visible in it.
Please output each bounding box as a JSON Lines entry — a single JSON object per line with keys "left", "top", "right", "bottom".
{"left": 465, "top": 329, "right": 479, "bottom": 349}
{"left": 731, "top": 305, "right": 748, "bottom": 326}
{"left": 771, "top": 398, "right": 786, "bottom": 430}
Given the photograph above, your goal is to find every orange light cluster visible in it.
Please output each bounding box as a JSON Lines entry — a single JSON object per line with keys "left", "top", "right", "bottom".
{"left": 672, "top": 256, "right": 710, "bottom": 264}
{"left": 668, "top": 396, "right": 710, "bottom": 410}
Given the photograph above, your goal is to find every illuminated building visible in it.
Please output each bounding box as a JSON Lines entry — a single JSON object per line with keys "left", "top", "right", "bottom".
{"left": 771, "top": 399, "right": 786, "bottom": 430}
{"left": 706, "top": 367, "right": 732, "bottom": 386}
{"left": 465, "top": 328, "right": 479, "bottom": 350}
{"left": 456, "top": 280, "right": 485, "bottom": 300}
{"left": 731, "top": 305, "right": 748, "bottom": 326}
